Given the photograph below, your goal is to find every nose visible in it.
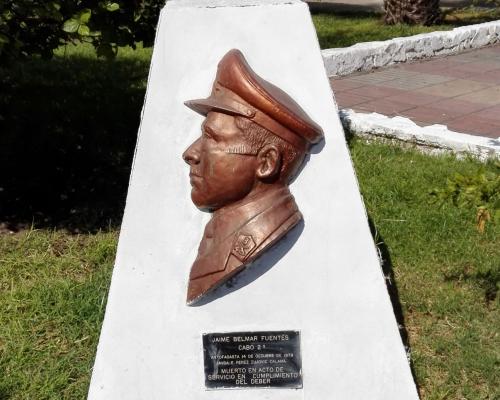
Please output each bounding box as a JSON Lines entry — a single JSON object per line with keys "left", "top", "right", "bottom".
{"left": 182, "top": 138, "right": 201, "bottom": 165}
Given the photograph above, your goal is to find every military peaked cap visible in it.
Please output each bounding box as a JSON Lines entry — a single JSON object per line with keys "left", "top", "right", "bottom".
{"left": 185, "top": 49, "right": 324, "bottom": 152}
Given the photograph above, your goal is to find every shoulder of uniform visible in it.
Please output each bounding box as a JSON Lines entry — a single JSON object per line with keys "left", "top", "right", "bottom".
{"left": 229, "top": 202, "right": 299, "bottom": 263}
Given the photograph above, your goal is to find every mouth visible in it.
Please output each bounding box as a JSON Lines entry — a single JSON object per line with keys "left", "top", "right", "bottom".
{"left": 189, "top": 172, "right": 202, "bottom": 185}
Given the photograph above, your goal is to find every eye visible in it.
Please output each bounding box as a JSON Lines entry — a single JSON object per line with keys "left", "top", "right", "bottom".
{"left": 202, "top": 129, "right": 213, "bottom": 139}
{"left": 202, "top": 125, "right": 217, "bottom": 141}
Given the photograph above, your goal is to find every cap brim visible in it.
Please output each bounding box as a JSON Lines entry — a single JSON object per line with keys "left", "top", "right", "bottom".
{"left": 184, "top": 98, "right": 248, "bottom": 117}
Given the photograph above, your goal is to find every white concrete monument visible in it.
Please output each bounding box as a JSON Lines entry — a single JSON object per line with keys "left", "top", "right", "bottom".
{"left": 88, "top": 0, "right": 420, "bottom": 398}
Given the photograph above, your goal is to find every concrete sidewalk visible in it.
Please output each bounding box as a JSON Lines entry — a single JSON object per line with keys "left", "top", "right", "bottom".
{"left": 331, "top": 44, "right": 500, "bottom": 139}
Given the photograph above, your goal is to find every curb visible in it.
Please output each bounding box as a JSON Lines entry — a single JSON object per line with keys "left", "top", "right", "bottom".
{"left": 339, "top": 109, "right": 500, "bottom": 160}
{"left": 321, "top": 20, "right": 500, "bottom": 76}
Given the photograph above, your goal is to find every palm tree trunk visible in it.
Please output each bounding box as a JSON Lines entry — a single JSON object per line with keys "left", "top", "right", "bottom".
{"left": 384, "top": 0, "right": 441, "bottom": 26}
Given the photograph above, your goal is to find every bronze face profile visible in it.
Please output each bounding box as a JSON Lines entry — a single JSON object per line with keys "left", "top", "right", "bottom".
{"left": 183, "top": 49, "right": 323, "bottom": 305}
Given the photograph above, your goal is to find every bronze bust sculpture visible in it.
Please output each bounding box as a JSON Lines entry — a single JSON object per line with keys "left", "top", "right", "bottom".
{"left": 183, "top": 49, "right": 323, "bottom": 305}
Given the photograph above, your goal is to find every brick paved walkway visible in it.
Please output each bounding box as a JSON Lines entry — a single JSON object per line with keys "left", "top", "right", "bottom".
{"left": 330, "top": 44, "right": 500, "bottom": 139}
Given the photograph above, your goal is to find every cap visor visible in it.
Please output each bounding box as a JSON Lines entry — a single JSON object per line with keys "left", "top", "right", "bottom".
{"left": 184, "top": 98, "right": 248, "bottom": 117}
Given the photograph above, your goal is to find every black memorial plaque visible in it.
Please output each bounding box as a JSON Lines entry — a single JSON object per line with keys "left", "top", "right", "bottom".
{"left": 202, "top": 330, "right": 302, "bottom": 390}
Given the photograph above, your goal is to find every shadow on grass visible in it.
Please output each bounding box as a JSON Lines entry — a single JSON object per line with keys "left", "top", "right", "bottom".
{"left": 310, "top": 5, "right": 500, "bottom": 26}
{"left": 444, "top": 267, "right": 499, "bottom": 304}
{"left": 0, "top": 54, "right": 149, "bottom": 232}
{"left": 441, "top": 7, "right": 500, "bottom": 27}
{"left": 368, "top": 218, "right": 422, "bottom": 397}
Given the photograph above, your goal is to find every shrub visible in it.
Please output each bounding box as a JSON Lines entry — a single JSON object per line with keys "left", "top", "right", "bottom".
{"left": 0, "top": 0, "right": 164, "bottom": 61}
{"left": 430, "top": 161, "right": 500, "bottom": 233}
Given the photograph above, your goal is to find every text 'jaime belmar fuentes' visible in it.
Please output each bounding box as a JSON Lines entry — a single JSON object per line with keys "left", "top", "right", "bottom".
{"left": 211, "top": 334, "right": 290, "bottom": 343}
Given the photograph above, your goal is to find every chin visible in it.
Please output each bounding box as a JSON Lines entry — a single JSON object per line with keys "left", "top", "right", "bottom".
{"left": 191, "top": 191, "right": 211, "bottom": 211}
{"left": 190, "top": 193, "right": 203, "bottom": 208}
{"left": 190, "top": 187, "right": 251, "bottom": 212}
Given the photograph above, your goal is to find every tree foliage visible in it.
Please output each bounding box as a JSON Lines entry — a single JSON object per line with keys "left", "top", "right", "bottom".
{"left": 0, "top": 0, "right": 164, "bottom": 61}
{"left": 384, "top": 0, "right": 442, "bottom": 26}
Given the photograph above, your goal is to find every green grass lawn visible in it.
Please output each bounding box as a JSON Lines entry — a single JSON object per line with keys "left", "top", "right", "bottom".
{"left": 1, "top": 7, "right": 499, "bottom": 399}
{"left": 1, "top": 141, "right": 498, "bottom": 399}
{"left": 350, "top": 142, "right": 499, "bottom": 400}
{"left": 0, "top": 231, "right": 116, "bottom": 399}
{"left": 313, "top": 12, "right": 453, "bottom": 48}
{"left": 312, "top": 7, "right": 500, "bottom": 48}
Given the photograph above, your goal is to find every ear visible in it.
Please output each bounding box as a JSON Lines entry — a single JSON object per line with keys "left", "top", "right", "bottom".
{"left": 256, "top": 144, "right": 281, "bottom": 180}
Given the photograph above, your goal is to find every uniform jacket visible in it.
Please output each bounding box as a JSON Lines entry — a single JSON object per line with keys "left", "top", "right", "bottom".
{"left": 187, "top": 185, "right": 302, "bottom": 304}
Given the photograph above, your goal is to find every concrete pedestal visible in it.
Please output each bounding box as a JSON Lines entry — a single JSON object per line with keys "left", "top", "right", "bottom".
{"left": 88, "top": 1, "right": 419, "bottom": 398}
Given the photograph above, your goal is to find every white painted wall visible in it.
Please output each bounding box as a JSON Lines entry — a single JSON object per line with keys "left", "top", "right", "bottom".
{"left": 88, "top": 1, "right": 419, "bottom": 399}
